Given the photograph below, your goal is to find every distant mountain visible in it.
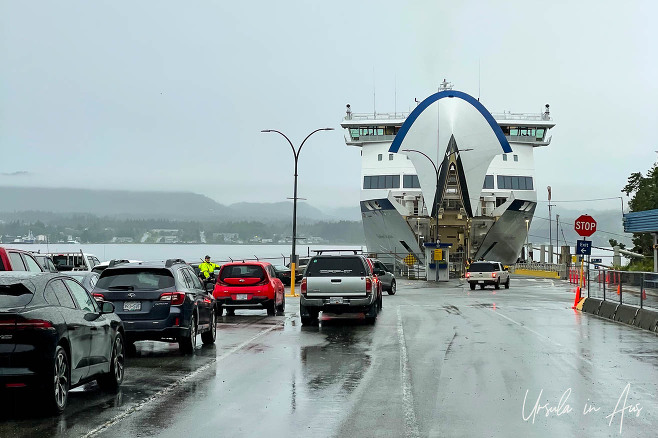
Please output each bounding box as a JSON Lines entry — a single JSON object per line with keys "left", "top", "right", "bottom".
{"left": 0, "top": 186, "right": 360, "bottom": 223}
{"left": 228, "top": 201, "right": 328, "bottom": 222}
{"left": 0, "top": 186, "right": 231, "bottom": 220}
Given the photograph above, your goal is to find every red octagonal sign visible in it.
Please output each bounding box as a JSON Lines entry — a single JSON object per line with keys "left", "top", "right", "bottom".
{"left": 574, "top": 215, "right": 597, "bottom": 237}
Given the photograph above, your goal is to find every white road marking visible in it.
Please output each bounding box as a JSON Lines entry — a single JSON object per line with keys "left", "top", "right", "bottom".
{"left": 397, "top": 307, "right": 420, "bottom": 438}
{"left": 81, "top": 319, "right": 287, "bottom": 438}
{"left": 489, "top": 310, "right": 564, "bottom": 348}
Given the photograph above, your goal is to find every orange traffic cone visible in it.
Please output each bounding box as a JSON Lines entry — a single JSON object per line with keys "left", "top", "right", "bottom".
{"left": 642, "top": 289, "right": 647, "bottom": 300}
{"left": 572, "top": 287, "right": 581, "bottom": 309}
{"left": 616, "top": 284, "right": 620, "bottom": 295}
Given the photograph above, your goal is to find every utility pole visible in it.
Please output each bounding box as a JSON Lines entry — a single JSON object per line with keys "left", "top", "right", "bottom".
{"left": 547, "top": 186, "right": 554, "bottom": 263}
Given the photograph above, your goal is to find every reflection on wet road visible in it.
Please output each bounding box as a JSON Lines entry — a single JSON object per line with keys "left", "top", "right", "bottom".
{"left": 2, "top": 278, "right": 658, "bottom": 437}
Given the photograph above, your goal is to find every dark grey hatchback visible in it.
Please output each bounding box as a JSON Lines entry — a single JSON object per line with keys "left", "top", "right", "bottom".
{"left": 92, "top": 259, "right": 216, "bottom": 354}
{"left": 0, "top": 272, "right": 124, "bottom": 413}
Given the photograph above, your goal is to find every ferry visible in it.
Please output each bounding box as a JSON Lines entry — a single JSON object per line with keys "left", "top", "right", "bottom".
{"left": 341, "top": 80, "right": 555, "bottom": 273}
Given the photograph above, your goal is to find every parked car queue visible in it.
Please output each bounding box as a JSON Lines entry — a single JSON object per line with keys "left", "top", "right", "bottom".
{"left": 0, "top": 246, "right": 399, "bottom": 413}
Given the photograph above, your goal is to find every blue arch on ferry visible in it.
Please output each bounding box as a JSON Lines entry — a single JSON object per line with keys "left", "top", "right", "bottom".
{"left": 389, "top": 90, "right": 512, "bottom": 154}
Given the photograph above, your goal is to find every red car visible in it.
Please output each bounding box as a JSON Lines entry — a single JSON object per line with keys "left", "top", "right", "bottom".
{"left": 0, "top": 247, "right": 44, "bottom": 272}
{"left": 213, "top": 261, "right": 285, "bottom": 316}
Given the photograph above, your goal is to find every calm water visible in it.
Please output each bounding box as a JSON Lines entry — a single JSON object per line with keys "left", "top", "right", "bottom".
{"left": 8, "top": 243, "right": 365, "bottom": 265}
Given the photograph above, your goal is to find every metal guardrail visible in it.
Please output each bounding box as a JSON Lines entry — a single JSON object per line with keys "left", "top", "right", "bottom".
{"left": 344, "top": 112, "right": 410, "bottom": 121}
{"left": 569, "top": 268, "right": 658, "bottom": 311}
{"left": 490, "top": 112, "right": 552, "bottom": 122}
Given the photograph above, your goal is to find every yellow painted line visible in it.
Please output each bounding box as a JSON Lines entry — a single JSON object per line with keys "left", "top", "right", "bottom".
{"left": 513, "top": 269, "right": 560, "bottom": 279}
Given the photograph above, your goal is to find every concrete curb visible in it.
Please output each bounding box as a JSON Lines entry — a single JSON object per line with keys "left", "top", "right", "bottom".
{"left": 579, "top": 298, "right": 658, "bottom": 333}
{"left": 598, "top": 301, "right": 618, "bottom": 319}
{"left": 582, "top": 298, "right": 602, "bottom": 314}
{"left": 634, "top": 309, "right": 658, "bottom": 331}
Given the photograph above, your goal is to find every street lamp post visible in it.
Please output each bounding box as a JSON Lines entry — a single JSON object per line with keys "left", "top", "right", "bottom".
{"left": 525, "top": 218, "right": 530, "bottom": 262}
{"left": 261, "top": 127, "right": 334, "bottom": 297}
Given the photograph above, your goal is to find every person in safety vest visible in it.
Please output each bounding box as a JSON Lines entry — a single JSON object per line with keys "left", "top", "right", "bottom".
{"left": 199, "top": 255, "right": 220, "bottom": 281}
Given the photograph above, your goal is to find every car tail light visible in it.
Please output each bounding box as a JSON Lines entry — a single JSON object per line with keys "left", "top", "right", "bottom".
{"left": 491, "top": 273, "right": 497, "bottom": 278}
{"left": 465, "top": 272, "right": 470, "bottom": 278}
{"left": 0, "top": 319, "right": 55, "bottom": 330}
{"left": 365, "top": 277, "right": 372, "bottom": 295}
{"left": 300, "top": 279, "right": 307, "bottom": 296}
{"left": 160, "top": 292, "right": 186, "bottom": 305}
{"left": 92, "top": 293, "right": 105, "bottom": 301}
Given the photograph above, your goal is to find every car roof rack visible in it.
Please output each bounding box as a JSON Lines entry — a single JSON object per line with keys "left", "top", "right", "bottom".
{"left": 108, "top": 259, "right": 131, "bottom": 268}
{"left": 165, "top": 258, "right": 187, "bottom": 268}
{"left": 312, "top": 249, "right": 363, "bottom": 255}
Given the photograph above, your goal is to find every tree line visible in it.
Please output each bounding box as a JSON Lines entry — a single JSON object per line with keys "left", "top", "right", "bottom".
{"left": 0, "top": 212, "right": 366, "bottom": 245}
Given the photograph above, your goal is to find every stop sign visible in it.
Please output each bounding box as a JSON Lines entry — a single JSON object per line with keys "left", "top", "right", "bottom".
{"left": 574, "top": 215, "right": 597, "bottom": 237}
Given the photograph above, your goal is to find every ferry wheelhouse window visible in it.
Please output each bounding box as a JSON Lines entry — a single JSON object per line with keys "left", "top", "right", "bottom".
{"left": 403, "top": 175, "right": 421, "bottom": 188}
{"left": 483, "top": 175, "right": 494, "bottom": 189}
{"left": 363, "top": 175, "right": 400, "bottom": 189}
{"left": 496, "top": 175, "right": 534, "bottom": 190}
{"left": 350, "top": 128, "right": 359, "bottom": 139}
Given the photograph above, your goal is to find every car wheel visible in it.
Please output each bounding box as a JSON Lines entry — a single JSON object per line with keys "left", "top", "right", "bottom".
{"left": 45, "top": 345, "right": 69, "bottom": 414}
{"left": 201, "top": 310, "right": 216, "bottom": 345}
{"left": 267, "top": 298, "right": 276, "bottom": 316}
{"left": 276, "top": 294, "right": 285, "bottom": 315}
{"left": 495, "top": 279, "right": 501, "bottom": 290}
{"left": 179, "top": 314, "right": 197, "bottom": 354}
{"left": 98, "top": 333, "right": 125, "bottom": 392}
{"left": 301, "top": 310, "right": 319, "bottom": 326}
{"left": 388, "top": 280, "right": 396, "bottom": 295}
{"left": 365, "top": 302, "right": 378, "bottom": 325}
{"left": 469, "top": 283, "right": 476, "bottom": 290}
{"left": 505, "top": 277, "right": 510, "bottom": 289}
{"left": 480, "top": 284, "right": 485, "bottom": 289}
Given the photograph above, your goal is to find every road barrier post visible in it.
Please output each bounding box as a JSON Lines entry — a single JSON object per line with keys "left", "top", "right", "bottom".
{"left": 641, "top": 273, "right": 645, "bottom": 309}
{"left": 603, "top": 269, "right": 606, "bottom": 301}
{"left": 619, "top": 273, "right": 623, "bottom": 305}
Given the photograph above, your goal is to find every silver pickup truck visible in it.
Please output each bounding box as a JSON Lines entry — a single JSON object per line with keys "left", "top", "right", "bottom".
{"left": 299, "top": 255, "right": 381, "bottom": 325}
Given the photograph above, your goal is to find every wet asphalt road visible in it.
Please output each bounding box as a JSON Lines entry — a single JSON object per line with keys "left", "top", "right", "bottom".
{"left": 1, "top": 277, "right": 657, "bottom": 437}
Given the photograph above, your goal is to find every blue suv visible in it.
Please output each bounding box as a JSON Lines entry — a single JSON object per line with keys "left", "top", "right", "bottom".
{"left": 92, "top": 259, "right": 216, "bottom": 354}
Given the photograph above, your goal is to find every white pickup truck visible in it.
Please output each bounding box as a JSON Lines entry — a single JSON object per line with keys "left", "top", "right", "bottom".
{"left": 466, "top": 260, "right": 510, "bottom": 290}
{"left": 299, "top": 255, "right": 381, "bottom": 325}
{"left": 48, "top": 251, "right": 101, "bottom": 272}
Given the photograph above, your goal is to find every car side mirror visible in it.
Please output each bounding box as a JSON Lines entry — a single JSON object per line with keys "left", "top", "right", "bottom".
{"left": 100, "top": 301, "right": 115, "bottom": 314}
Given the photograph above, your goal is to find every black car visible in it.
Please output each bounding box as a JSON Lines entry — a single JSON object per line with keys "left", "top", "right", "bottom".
{"left": 272, "top": 264, "right": 292, "bottom": 285}
{"left": 92, "top": 259, "right": 216, "bottom": 354}
{"left": 0, "top": 272, "right": 125, "bottom": 413}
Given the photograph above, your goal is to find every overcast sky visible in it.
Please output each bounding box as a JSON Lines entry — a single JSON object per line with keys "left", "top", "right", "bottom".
{"left": 1, "top": 1, "right": 657, "bottom": 212}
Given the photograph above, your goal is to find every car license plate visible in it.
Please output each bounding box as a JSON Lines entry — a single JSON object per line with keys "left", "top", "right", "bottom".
{"left": 123, "top": 301, "right": 141, "bottom": 311}
{"left": 478, "top": 281, "right": 484, "bottom": 284}
{"left": 236, "top": 294, "right": 248, "bottom": 300}
{"left": 329, "top": 297, "right": 343, "bottom": 304}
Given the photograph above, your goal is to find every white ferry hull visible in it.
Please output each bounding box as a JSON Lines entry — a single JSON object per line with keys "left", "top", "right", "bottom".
{"left": 361, "top": 198, "right": 424, "bottom": 266}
